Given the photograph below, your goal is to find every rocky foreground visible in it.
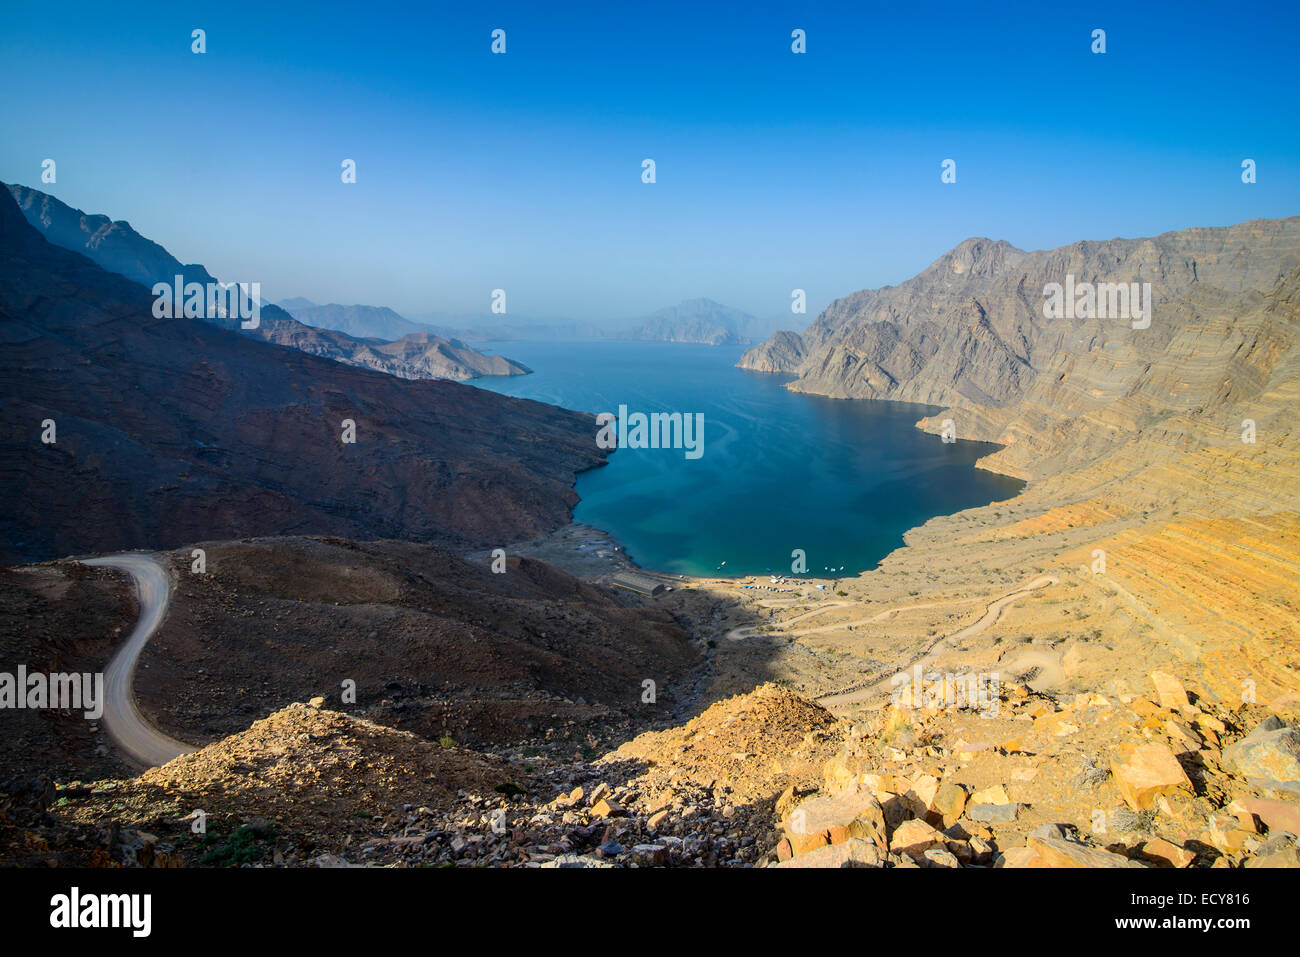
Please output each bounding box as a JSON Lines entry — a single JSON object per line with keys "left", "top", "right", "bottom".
{"left": 5, "top": 676, "right": 1298, "bottom": 868}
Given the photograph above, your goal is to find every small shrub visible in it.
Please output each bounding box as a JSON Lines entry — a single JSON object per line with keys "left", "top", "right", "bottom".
{"left": 200, "top": 823, "right": 276, "bottom": 867}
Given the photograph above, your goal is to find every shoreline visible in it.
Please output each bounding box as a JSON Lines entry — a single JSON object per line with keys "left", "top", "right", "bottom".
{"left": 477, "top": 520, "right": 859, "bottom": 611}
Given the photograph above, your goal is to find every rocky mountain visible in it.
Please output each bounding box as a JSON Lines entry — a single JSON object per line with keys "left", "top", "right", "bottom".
{"left": 623, "top": 298, "right": 763, "bottom": 345}
{"left": 739, "top": 217, "right": 1300, "bottom": 711}
{"left": 0, "top": 185, "right": 607, "bottom": 564}
{"left": 740, "top": 329, "right": 806, "bottom": 371}
{"left": 738, "top": 217, "right": 1300, "bottom": 486}
{"left": 6, "top": 184, "right": 529, "bottom": 381}
{"left": 374, "top": 332, "right": 530, "bottom": 379}
{"left": 7, "top": 183, "right": 217, "bottom": 291}
{"left": 255, "top": 323, "right": 531, "bottom": 380}
{"left": 278, "top": 298, "right": 433, "bottom": 340}
{"left": 740, "top": 218, "right": 1300, "bottom": 472}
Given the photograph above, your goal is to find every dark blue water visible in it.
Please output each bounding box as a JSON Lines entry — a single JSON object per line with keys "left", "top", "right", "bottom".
{"left": 474, "top": 340, "right": 1023, "bottom": 577}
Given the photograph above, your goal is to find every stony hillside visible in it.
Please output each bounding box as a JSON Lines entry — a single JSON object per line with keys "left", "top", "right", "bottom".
{"left": 128, "top": 536, "right": 699, "bottom": 748}
{"left": 6, "top": 183, "right": 530, "bottom": 382}
{"left": 0, "top": 186, "right": 607, "bottom": 563}
{"left": 740, "top": 218, "right": 1300, "bottom": 416}
{"left": 256, "top": 323, "right": 530, "bottom": 380}
{"left": 738, "top": 218, "right": 1300, "bottom": 716}
{"left": 10, "top": 678, "right": 1298, "bottom": 868}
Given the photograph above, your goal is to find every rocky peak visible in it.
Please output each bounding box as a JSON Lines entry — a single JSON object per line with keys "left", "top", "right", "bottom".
{"left": 928, "top": 238, "right": 1026, "bottom": 280}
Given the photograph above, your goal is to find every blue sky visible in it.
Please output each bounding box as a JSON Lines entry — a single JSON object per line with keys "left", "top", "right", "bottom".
{"left": 2, "top": 0, "right": 1297, "bottom": 321}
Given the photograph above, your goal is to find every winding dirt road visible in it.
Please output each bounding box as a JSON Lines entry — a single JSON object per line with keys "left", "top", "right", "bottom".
{"left": 81, "top": 554, "right": 192, "bottom": 768}
{"left": 796, "top": 575, "right": 1060, "bottom": 708}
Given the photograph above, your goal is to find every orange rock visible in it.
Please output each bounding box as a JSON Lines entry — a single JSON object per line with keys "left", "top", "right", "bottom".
{"left": 890, "top": 818, "right": 943, "bottom": 858}
{"left": 1207, "top": 813, "right": 1256, "bottom": 854}
{"left": 1110, "top": 742, "right": 1193, "bottom": 811}
{"left": 1150, "top": 671, "right": 1191, "bottom": 711}
{"left": 1130, "top": 697, "right": 1163, "bottom": 718}
{"left": 970, "top": 784, "right": 1010, "bottom": 806}
{"left": 1029, "top": 836, "right": 1147, "bottom": 868}
{"left": 995, "top": 846, "right": 1045, "bottom": 868}
{"left": 1140, "top": 838, "right": 1196, "bottom": 868}
{"left": 1163, "top": 719, "right": 1203, "bottom": 754}
{"left": 931, "top": 781, "right": 968, "bottom": 828}
{"left": 774, "top": 838, "right": 882, "bottom": 868}
{"left": 906, "top": 774, "right": 941, "bottom": 821}
{"left": 784, "top": 785, "right": 886, "bottom": 855}
{"left": 1195, "top": 714, "right": 1227, "bottom": 735}
{"left": 788, "top": 831, "right": 831, "bottom": 856}
{"left": 1229, "top": 797, "right": 1300, "bottom": 835}
{"left": 590, "top": 798, "right": 625, "bottom": 818}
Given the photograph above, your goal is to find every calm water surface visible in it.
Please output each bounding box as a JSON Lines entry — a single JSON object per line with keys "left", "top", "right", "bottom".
{"left": 474, "top": 340, "right": 1023, "bottom": 577}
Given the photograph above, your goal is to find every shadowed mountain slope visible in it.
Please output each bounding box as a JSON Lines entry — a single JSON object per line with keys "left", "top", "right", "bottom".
{"left": 0, "top": 186, "right": 606, "bottom": 564}
{"left": 6, "top": 183, "right": 529, "bottom": 381}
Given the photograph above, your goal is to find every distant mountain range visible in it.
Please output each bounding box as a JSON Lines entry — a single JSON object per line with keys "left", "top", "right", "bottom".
{"left": 0, "top": 183, "right": 605, "bottom": 564}
{"left": 409, "top": 313, "right": 615, "bottom": 342}
{"left": 616, "top": 298, "right": 798, "bottom": 346}
{"left": 6, "top": 185, "right": 529, "bottom": 382}
{"left": 5, "top": 185, "right": 792, "bottom": 359}
{"left": 277, "top": 298, "right": 432, "bottom": 340}
{"left": 290, "top": 299, "right": 798, "bottom": 346}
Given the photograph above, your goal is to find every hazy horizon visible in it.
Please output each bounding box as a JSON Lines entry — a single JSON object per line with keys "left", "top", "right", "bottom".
{"left": 3, "top": 0, "right": 1298, "bottom": 320}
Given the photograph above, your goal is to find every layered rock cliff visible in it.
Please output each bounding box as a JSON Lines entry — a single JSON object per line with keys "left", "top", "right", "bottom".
{"left": 740, "top": 217, "right": 1300, "bottom": 708}
{"left": 740, "top": 218, "right": 1300, "bottom": 478}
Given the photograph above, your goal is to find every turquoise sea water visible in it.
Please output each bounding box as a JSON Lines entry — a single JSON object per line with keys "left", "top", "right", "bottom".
{"left": 473, "top": 340, "right": 1023, "bottom": 577}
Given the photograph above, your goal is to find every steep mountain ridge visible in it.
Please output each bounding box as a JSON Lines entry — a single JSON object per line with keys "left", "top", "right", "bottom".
{"left": 0, "top": 186, "right": 606, "bottom": 563}
{"left": 6, "top": 184, "right": 529, "bottom": 381}
{"left": 7, "top": 183, "right": 218, "bottom": 290}
{"left": 740, "top": 218, "right": 1300, "bottom": 709}
{"left": 742, "top": 216, "right": 1300, "bottom": 465}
